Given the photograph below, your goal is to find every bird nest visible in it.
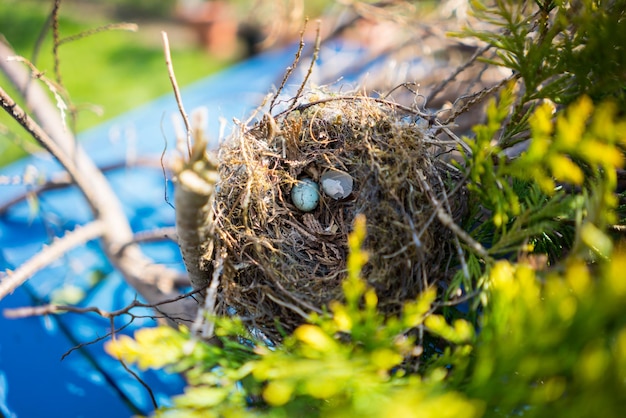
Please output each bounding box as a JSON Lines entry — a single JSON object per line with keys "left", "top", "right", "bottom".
{"left": 212, "top": 90, "right": 467, "bottom": 340}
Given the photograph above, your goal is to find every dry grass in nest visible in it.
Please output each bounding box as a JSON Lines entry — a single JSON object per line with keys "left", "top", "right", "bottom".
{"left": 212, "top": 89, "right": 467, "bottom": 340}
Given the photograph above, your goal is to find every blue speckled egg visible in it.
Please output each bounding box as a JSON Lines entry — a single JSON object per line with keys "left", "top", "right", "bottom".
{"left": 291, "top": 178, "right": 320, "bottom": 212}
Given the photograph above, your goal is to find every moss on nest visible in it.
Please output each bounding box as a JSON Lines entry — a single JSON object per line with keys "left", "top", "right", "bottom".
{"left": 212, "top": 90, "right": 467, "bottom": 340}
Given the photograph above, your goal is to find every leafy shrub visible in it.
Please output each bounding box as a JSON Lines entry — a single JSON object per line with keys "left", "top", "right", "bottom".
{"left": 106, "top": 212, "right": 626, "bottom": 417}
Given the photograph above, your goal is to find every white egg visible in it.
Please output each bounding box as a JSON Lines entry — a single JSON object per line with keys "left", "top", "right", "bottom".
{"left": 291, "top": 178, "right": 320, "bottom": 212}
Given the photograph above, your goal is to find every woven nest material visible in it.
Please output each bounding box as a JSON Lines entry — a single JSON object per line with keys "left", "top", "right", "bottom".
{"left": 213, "top": 90, "right": 467, "bottom": 340}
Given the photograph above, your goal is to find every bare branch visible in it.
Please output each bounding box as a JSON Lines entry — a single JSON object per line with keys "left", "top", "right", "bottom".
{"left": 0, "top": 40, "right": 73, "bottom": 147}
{"left": 6, "top": 55, "right": 70, "bottom": 129}
{"left": 0, "top": 41, "right": 196, "bottom": 323}
{"left": 161, "top": 31, "right": 192, "bottom": 157}
{"left": 131, "top": 227, "right": 178, "bottom": 244}
{"left": 3, "top": 286, "right": 206, "bottom": 320}
{"left": 173, "top": 134, "right": 219, "bottom": 292}
{"left": 0, "top": 158, "right": 167, "bottom": 215}
{"left": 269, "top": 19, "right": 307, "bottom": 112}
{"left": 191, "top": 248, "right": 226, "bottom": 339}
{"left": 62, "top": 320, "right": 134, "bottom": 360}
{"left": 0, "top": 221, "right": 106, "bottom": 300}
{"left": 51, "top": 0, "right": 63, "bottom": 86}
{"left": 415, "top": 168, "right": 491, "bottom": 261}
{"left": 427, "top": 43, "right": 493, "bottom": 104}
{"left": 287, "top": 20, "right": 322, "bottom": 111}
{"left": 108, "top": 317, "right": 158, "bottom": 410}
{"left": 60, "top": 23, "right": 138, "bottom": 45}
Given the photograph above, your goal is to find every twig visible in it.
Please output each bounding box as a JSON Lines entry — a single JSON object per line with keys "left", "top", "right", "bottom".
{"left": 27, "top": 2, "right": 55, "bottom": 97}
{"left": 160, "top": 112, "right": 175, "bottom": 209}
{"left": 109, "top": 317, "right": 158, "bottom": 411}
{"left": 0, "top": 41, "right": 73, "bottom": 147}
{"left": 6, "top": 55, "right": 70, "bottom": 131}
{"left": 52, "top": 0, "right": 63, "bottom": 85}
{"left": 426, "top": 43, "right": 493, "bottom": 104}
{"left": 0, "top": 157, "right": 168, "bottom": 215}
{"left": 0, "top": 221, "right": 106, "bottom": 300}
{"left": 191, "top": 248, "right": 226, "bottom": 339}
{"left": 131, "top": 227, "right": 178, "bottom": 244}
{"left": 3, "top": 286, "right": 207, "bottom": 320}
{"left": 269, "top": 19, "right": 307, "bottom": 112}
{"left": 442, "top": 73, "right": 520, "bottom": 125}
{"left": 0, "top": 86, "right": 99, "bottom": 211}
{"left": 119, "top": 356, "right": 157, "bottom": 410}
{"left": 61, "top": 320, "right": 134, "bottom": 360}
{"left": 287, "top": 95, "right": 431, "bottom": 118}
{"left": 161, "top": 31, "right": 191, "bottom": 157}
{"left": 434, "top": 289, "right": 482, "bottom": 308}
{"left": 266, "top": 292, "right": 310, "bottom": 320}
{"left": 415, "top": 168, "right": 491, "bottom": 261}
{"left": 59, "top": 23, "right": 138, "bottom": 45}
{"left": 287, "top": 20, "right": 322, "bottom": 111}
{"left": 432, "top": 165, "right": 470, "bottom": 281}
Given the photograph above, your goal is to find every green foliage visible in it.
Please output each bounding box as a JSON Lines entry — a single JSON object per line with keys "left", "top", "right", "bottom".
{"left": 107, "top": 215, "right": 481, "bottom": 418}
{"left": 462, "top": 0, "right": 626, "bottom": 109}
{"left": 461, "top": 256, "right": 626, "bottom": 417}
{"left": 464, "top": 82, "right": 522, "bottom": 228}
{"left": 107, "top": 217, "right": 626, "bottom": 417}
{"left": 463, "top": 86, "right": 624, "bottom": 262}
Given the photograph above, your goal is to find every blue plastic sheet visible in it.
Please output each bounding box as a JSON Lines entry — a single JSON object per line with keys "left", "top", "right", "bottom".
{"left": 0, "top": 39, "right": 395, "bottom": 416}
{"left": 0, "top": 46, "right": 299, "bottom": 417}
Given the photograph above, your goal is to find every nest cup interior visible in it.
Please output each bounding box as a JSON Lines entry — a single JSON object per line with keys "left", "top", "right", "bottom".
{"left": 213, "top": 91, "right": 466, "bottom": 340}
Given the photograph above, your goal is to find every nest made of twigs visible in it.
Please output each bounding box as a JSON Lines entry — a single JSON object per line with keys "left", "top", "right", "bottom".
{"left": 212, "top": 90, "right": 467, "bottom": 340}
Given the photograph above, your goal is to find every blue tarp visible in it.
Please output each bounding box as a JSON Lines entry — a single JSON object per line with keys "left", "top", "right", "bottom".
{"left": 0, "top": 46, "right": 300, "bottom": 417}
{"left": 0, "top": 39, "right": 395, "bottom": 416}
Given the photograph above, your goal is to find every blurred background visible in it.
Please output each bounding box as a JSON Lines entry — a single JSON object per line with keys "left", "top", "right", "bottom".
{"left": 0, "top": 0, "right": 337, "bottom": 166}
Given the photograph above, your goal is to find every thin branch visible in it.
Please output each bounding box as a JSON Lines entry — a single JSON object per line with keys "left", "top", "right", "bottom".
{"left": 434, "top": 289, "right": 482, "bottom": 308}
{"left": 62, "top": 320, "right": 134, "bottom": 360}
{"left": 27, "top": 1, "right": 55, "bottom": 95}
{"left": 269, "top": 19, "right": 307, "bottom": 112}
{"left": 160, "top": 112, "right": 175, "bottom": 209}
{"left": 0, "top": 157, "right": 167, "bottom": 215}
{"left": 7, "top": 55, "right": 70, "bottom": 129}
{"left": 0, "top": 86, "right": 99, "bottom": 213}
{"left": 0, "top": 40, "right": 74, "bottom": 148}
{"left": 287, "top": 20, "right": 322, "bottom": 111}
{"left": 161, "top": 31, "right": 191, "bottom": 157}
{"left": 415, "top": 168, "right": 491, "bottom": 261}
{"left": 191, "top": 248, "right": 226, "bottom": 339}
{"left": 131, "top": 227, "right": 178, "bottom": 244}
{"left": 119, "top": 357, "right": 157, "bottom": 410}
{"left": 109, "top": 317, "right": 158, "bottom": 411}
{"left": 280, "top": 94, "right": 432, "bottom": 122}
{"left": 52, "top": 0, "right": 63, "bottom": 86}
{"left": 3, "top": 286, "right": 207, "bottom": 320}
{"left": 442, "top": 73, "right": 520, "bottom": 125}
{"left": 0, "top": 221, "right": 106, "bottom": 300}
{"left": 59, "top": 23, "right": 138, "bottom": 45}
{"left": 426, "top": 43, "right": 493, "bottom": 104}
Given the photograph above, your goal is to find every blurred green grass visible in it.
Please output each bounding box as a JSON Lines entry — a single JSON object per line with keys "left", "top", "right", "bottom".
{"left": 0, "top": 0, "right": 230, "bottom": 166}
